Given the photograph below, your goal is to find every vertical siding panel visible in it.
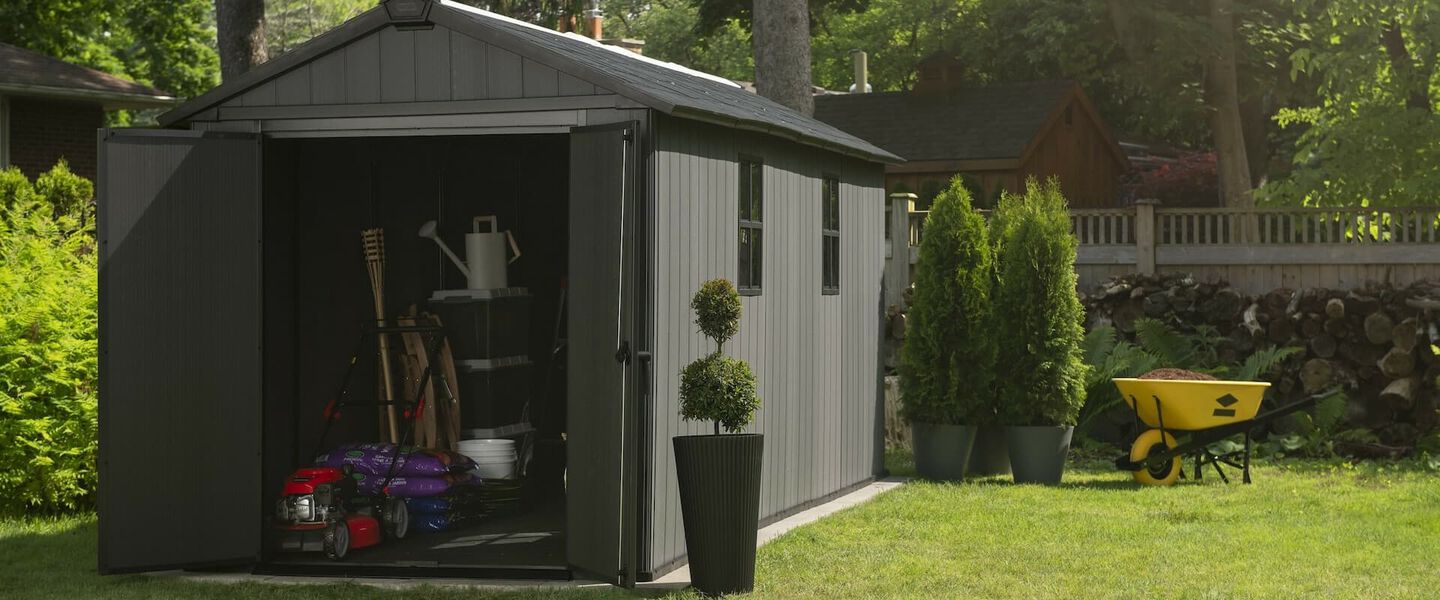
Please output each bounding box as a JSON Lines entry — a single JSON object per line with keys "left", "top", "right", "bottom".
{"left": 487, "top": 47, "right": 523, "bottom": 98}
{"left": 273, "top": 65, "right": 311, "bottom": 105}
{"left": 450, "top": 33, "right": 489, "bottom": 99}
{"left": 344, "top": 32, "right": 381, "bottom": 103}
{"left": 240, "top": 80, "right": 276, "bottom": 107}
{"left": 558, "top": 72, "right": 596, "bottom": 96}
{"left": 378, "top": 28, "right": 416, "bottom": 102}
{"left": 310, "top": 50, "right": 346, "bottom": 104}
{"left": 522, "top": 58, "right": 561, "bottom": 97}
{"left": 414, "top": 27, "right": 452, "bottom": 101}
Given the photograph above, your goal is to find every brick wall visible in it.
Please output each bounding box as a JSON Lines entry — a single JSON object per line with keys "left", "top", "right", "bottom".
{"left": 7, "top": 97, "right": 103, "bottom": 182}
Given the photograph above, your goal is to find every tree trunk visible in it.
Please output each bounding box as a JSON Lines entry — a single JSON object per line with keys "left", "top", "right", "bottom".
{"left": 216, "top": 0, "right": 269, "bottom": 81}
{"left": 1380, "top": 22, "right": 1433, "bottom": 113}
{"left": 1203, "top": 0, "right": 1253, "bottom": 209}
{"left": 752, "top": 0, "right": 814, "bottom": 116}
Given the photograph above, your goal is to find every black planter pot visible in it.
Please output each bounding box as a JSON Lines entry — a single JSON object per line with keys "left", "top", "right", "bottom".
{"left": 910, "top": 423, "right": 977, "bottom": 481}
{"left": 1006, "top": 426, "right": 1074, "bottom": 485}
{"left": 673, "top": 434, "right": 764, "bottom": 596}
{"left": 965, "top": 425, "right": 1011, "bottom": 477}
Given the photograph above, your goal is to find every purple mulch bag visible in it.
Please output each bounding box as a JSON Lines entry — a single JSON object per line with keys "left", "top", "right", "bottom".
{"left": 350, "top": 472, "right": 454, "bottom": 497}
{"left": 314, "top": 443, "right": 476, "bottom": 478}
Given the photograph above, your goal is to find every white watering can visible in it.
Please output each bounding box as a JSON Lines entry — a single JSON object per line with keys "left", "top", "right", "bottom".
{"left": 418, "top": 216, "right": 522, "bottom": 290}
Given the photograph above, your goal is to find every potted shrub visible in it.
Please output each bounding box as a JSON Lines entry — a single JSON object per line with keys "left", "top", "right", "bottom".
{"left": 674, "top": 279, "right": 763, "bottom": 595}
{"left": 993, "top": 179, "right": 1089, "bottom": 484}
{"left": 899, "top": 178, "right": 997, "bottom": 480}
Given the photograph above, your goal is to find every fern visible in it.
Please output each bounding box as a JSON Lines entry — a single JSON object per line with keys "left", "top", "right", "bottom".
{"left": 1134, "top": 318, "right": 1197, "bottom": 367}
{"left": 1231, "top": 345, "right": 1301, "bottom": 381}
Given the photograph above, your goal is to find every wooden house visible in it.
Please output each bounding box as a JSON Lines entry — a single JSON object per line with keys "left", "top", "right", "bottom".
{"left": 814, "top": 58, "right": 1128, "bottom": 209}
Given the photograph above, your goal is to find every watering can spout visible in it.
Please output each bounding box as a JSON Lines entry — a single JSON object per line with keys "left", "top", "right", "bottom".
{"left": 418, "top": 220, "right": 471, "bottom": 279}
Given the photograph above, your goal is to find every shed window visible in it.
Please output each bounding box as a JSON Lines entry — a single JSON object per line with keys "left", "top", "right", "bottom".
{"left": 821, "top": 176, "right": 840, "bottom": 294}
{"left": 738, "top": 158, "right": 763, "bottom": 294}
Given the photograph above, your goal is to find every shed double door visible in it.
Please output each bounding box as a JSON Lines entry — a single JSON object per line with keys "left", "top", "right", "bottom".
{"left": 97, "top": 130, "right": 263, "bottom": 573}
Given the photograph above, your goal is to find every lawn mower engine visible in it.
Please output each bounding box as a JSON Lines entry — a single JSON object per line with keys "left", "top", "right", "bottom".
{"left": 272, "top": 467, "right": 408, "bottom": 559}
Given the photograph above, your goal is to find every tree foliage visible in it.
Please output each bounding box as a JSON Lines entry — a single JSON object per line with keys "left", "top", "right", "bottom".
{"left": 992, "top": 179, "right": 1088, "bottom": 427}
{"left": 899, "top": 178, "right": 997, "bottom": 425}
{"left": 606, "top": 0, "right": 755, "bottom": 81}
{"left": 679, "top": 279, "right": 761, "bottom": 434}
{"left": 0, "top": 164, "right": 98, "bottom": 515}
{"left": 0, "top": 0, "right": 218, "bottom": 100}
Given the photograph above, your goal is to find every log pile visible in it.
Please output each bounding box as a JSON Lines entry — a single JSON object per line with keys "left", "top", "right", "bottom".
{"left": 1083, "top": 273, "right": 1440, "bottom": 451}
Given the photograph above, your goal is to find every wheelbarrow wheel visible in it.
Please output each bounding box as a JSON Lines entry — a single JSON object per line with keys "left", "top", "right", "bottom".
{"left": 1130, "top": 429, "right": 1181, "bottom": 486}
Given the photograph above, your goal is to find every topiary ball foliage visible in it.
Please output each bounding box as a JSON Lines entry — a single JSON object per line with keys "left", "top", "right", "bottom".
{"left": 992, "top": 178, "right": 1089, "bottom": 427}
{"left": 679, "top": 353, "right": 760, "bottom": 433}
{"left": 691, "top": 278, "right": 741, "bottom": 346}
{"left": 898, "top": 177, "right": 998, "bottom": 425}
{"left": 679, "top": 279, "right": 760, "bottom": 433}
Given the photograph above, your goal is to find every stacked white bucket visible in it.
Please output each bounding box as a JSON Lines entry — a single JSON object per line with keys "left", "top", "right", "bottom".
{"left": 458, "top": 438, "right": 516, "bottom": 479}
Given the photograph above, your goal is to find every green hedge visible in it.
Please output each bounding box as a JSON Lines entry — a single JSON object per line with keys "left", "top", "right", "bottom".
{"left": 0, "top": 162, "right": 98, "bottom": 515}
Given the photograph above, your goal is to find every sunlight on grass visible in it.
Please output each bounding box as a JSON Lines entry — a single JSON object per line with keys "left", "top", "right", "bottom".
{"left": 3, "top": 458, "right": 1437, "bottom": 599}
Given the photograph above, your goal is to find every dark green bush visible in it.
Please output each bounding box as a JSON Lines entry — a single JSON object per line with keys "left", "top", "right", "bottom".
{"left": 679, "top": 278, "right": 760, "bottom": 434}
{"left": 899, "top": 177, "right": 997, "bottom": 425}
{"left": 0, "top": 164, "right": 98, "bottom": 515}
{"left": 993, "top": 178, "right": 1089, "bottom": 427}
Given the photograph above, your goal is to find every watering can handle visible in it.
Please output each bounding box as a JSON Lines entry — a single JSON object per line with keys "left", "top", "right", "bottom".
{"left": 506, "top": 230, "right": 522, "bottom": 264}
{"left": 473, "top": 215, "right": 498, "bottom": 233}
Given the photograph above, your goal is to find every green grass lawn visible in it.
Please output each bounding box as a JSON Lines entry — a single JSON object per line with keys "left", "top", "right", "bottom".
{"left": 4, "top": 453, "right": 1438, "bottom": 599}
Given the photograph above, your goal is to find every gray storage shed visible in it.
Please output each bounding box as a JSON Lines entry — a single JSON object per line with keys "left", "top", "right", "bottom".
{"left": 97, "top": 0, "right": 898, "bottom": 585}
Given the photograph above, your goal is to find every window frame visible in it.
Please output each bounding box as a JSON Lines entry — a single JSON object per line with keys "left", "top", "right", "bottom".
{"left": 821, "top": 174, "right": 840, "bottom": 295}
{"left": 737, "top": 156, "right": 764, "bottom": 296}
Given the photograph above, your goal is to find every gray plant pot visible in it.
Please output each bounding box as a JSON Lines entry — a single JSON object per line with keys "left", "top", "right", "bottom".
{"left": 673, "top": 434, "right": 764, "bottom": 596}
{"left": 1006, "top": 426, "right": 1074, "bottom": 485}
{"left": 965, "top": 425, "right": 1011, "bottom": 477}
{"left": 911, "top": 422, "right": 977, "bottom": 481}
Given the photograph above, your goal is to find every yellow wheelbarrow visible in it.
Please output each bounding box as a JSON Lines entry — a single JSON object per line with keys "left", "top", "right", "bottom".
{"left": 1111, "top": 378, "right": 1316, "bottom": 485}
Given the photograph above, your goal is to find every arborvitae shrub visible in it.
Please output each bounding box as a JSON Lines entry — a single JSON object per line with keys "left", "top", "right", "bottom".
{"left": 899, "top": 177, "right": 997, "bottom": 425}
{"left": 993, "top": 178, "right": 1089, "bottom": 426}
{"left": 679, "top": 279, "right": 760, "bottom": 433}
{"left": 0, "top": 164, "right": 98, "bottom": 515}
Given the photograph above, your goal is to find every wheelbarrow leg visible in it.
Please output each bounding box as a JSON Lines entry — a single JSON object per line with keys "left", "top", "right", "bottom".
{"left": 1210, "top": 454, "right": 1229, "bottom": 484}
{"left": 1242, "top": 431, "right": 1252, "bottom": 484}
{"left": 1194, "top": 453, "right": 1203, "bottom": 481}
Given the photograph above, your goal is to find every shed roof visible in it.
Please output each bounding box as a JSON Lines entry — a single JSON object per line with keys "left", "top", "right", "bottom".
{"left": 159, "top": 0, "right": 899, "bottom": 163}
{"left": 0, "top": 42, "right": 175, "bottom": 108}
{"left": 813, "top": 80, "right": 1118, "bottom": 165}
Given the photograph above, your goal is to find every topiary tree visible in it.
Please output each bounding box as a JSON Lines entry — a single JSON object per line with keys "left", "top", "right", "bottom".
{"left": 899, "top": 177, "right": 997, "bottom": 425}
{"left": 993, "top": 178, "right": 1089, "bottom": 426}
{"left": 679, "top": 279, "right": 761, "bottom": 434}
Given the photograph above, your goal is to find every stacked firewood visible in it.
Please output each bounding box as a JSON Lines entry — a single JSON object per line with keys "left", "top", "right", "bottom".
{"left": 1083, "top": 273, "right": 1440, "bottom": 449}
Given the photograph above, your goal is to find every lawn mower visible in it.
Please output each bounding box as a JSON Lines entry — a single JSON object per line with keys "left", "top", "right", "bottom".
{"left": 1112, "top": 378, "right": 1317, "bottom": 486}
{"left": 272, "top": 323, "right": 450, "bottom": 559}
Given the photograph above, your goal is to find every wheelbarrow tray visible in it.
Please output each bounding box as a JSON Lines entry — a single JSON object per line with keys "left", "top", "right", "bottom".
{"left": 1113, "top": 378, "right": 1269, "bottom": 431}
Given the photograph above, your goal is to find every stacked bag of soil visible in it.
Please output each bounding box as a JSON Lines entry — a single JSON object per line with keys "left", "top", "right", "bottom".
{"left": 314, "top": 443, "right": 524, "bottom": 533}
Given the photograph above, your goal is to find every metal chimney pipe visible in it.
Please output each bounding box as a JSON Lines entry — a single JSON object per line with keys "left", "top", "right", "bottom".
{"left": 851, "top": 49, "right": 869, "bottom": 94}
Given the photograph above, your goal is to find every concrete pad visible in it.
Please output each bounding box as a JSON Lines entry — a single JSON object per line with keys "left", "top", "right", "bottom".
{"left": 643, "top": 477, "right": 907, "bottom": 589}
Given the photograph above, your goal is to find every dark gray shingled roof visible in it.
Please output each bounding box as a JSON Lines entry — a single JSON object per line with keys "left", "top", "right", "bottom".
{"left": 158, "top": 0, "right": 899, "bottom": 163}
{"left": 0, "top": 42, "right": 174, "bottom": 108}
{"left": 813, "top": 81, "right": 1078, "bottom": 162}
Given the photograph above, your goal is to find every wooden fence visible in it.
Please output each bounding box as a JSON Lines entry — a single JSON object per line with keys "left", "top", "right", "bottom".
{"left": 884, "top": 193, "right": 1440, "bottom": 308}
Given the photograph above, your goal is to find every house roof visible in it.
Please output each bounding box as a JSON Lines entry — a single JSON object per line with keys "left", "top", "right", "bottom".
{"left": 813, "top": 80, "right": 1121, "bottom": 166}
{"left": 159, "top": 0, "right": 900, "bottom": 164}
{"left": 0, "top": 42, "right": 175, "bottom": 108}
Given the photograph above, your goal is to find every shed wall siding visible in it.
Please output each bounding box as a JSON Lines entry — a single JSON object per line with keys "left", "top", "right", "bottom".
{"left": 220, "top": 23, "right": 602, "bottom": 110}
{"left": 648, "top": 115, "right": 885, "bottom": 573}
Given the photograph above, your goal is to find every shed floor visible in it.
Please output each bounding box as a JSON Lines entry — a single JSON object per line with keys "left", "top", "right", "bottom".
{"left": 265, "top": 499, "right": 566, "bottom": 575}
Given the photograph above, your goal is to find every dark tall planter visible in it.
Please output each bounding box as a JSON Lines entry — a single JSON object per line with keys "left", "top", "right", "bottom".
{"left": 1006, "top": 426, "right": 1073, "bottom": 485}
{"left": 673, "top": 434, "right": 764, "bottom": 596}
{"left": 966, "top": 425, "right": 1011, "bottom": 477}
{"left": 911, "top": 423, "right": 977, "bottom": 481}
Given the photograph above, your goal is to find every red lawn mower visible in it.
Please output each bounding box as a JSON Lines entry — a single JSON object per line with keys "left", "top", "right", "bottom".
{"left": 272, "top": 324, "right": 447, "bottom": 559}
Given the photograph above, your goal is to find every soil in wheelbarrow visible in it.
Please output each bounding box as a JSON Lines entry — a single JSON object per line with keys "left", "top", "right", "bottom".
{"left": 1138, "top": 368, "right": 1217, "bottom": 381}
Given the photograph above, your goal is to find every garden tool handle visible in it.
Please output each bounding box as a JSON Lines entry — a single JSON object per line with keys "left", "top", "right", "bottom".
{"left": 506, "top": 230, "right": 522, "bottom": 264}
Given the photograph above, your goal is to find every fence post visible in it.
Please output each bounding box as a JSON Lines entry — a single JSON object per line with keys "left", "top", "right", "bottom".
{"left": 886, "top": 193, "right": 916, "bottom": 311}
{"left": 1134, "top": 198, "right": 1158, "bottom": 275}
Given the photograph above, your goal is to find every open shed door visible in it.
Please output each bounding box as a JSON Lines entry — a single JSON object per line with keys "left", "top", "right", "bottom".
{"left": 97, "top": 130, "right": 262, "bottom": 573}
{"left": 567, "top": 122, "right": 639, "bottom": 584}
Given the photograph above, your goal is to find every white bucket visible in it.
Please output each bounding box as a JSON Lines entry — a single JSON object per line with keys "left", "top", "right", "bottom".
{"left": 473, "top": 461, "right": 516, "bottom": 479}
{"left": 459, "top": 438, "right": 517, "bottom": 478}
